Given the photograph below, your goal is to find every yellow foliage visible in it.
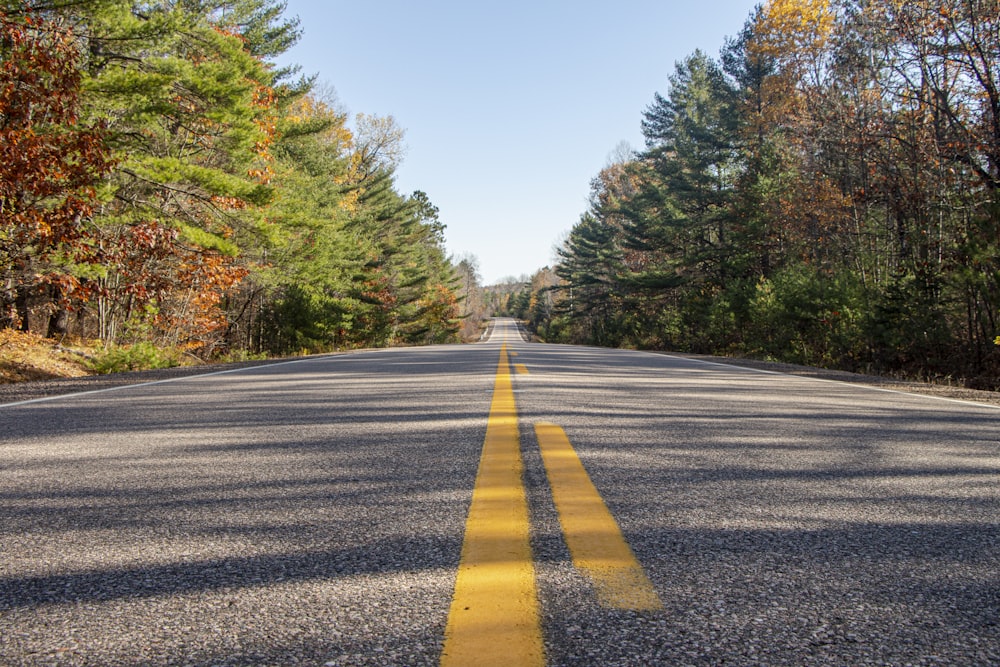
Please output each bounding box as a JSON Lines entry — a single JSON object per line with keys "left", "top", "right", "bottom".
{"left": 756, "top": 0, "right": 835, "bottom": 58}
{"left": 284, "top": 95, "right": 354, "bottom": 149}
{"left": 743, "top": 0, "right": 835, "bottom": 128}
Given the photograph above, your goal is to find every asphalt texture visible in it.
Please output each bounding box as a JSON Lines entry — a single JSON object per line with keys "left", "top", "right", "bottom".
{"left": 2, "top": 319, "right": 999, "bottom": 666}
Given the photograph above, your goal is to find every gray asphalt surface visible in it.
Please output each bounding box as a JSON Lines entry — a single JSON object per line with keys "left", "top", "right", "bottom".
{"left": 2, "top": 319, "right": 998, "bottom": 666}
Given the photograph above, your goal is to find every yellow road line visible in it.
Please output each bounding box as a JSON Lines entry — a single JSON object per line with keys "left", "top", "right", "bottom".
{"left": 515, "top": 363, "right": 529, "bottom": 375}
{"left": 535, "top": 422, "right": 663, "bottom": 611}
{"left": 441, "top": 344, "right": 544, "bottom": 667}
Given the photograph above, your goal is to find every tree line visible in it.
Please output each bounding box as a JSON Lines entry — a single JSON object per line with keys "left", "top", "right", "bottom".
{"left": 1, "top": 0, "right": 477, "bottom": 362}
{"left": 528, "top": 0, "right": 1000, "bottom": 388}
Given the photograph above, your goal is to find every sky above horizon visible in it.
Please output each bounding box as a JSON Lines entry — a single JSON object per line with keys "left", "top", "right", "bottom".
{"left": 276, "top": 1, "right": 761, "bottom": 285}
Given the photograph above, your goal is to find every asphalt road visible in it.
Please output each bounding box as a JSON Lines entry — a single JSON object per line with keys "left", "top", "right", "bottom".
{"left": 2, "top": 319, "right": 998, "bottom": 666}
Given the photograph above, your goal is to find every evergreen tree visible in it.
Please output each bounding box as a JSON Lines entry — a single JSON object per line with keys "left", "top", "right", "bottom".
{"left": 635, "top": 50, "right": 741, "bottom": 291}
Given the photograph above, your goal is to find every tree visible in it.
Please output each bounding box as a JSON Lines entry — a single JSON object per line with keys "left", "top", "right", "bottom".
{"left": 549, "top": 0, "right": 1000, "bottom": 383}
{"left": 453, "top": 253, "right": 489, "bottom": 340}
{"left": 0, "top": 5, "right": 113, "bottom": 333}
{"left": 67, "top": 0, "right": 286, "bottom": 349}
{"left": 636, "top": 50, "right": 741, "bottom": 286}
{"left": 0, "top": 1, "right": 473, "bottom": 358}
{"left": 230, "top": 91, "right": 361, "bottom": 353}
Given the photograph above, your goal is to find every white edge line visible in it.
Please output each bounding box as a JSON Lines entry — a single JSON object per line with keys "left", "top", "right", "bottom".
{"left": 0, "top": 356, "right": 326, "bottom": 409}
{"left": 660, "top": 353, "right": 1000, "bottom": 411}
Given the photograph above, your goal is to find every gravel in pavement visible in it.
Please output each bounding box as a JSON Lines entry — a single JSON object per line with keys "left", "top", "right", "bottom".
{"left": 2, "top": 336, "right": 998, "bottom": 665}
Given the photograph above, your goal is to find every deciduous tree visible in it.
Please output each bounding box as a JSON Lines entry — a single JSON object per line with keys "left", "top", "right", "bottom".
{"left": 0, "top": 5, "right": 113, "bottom": 333}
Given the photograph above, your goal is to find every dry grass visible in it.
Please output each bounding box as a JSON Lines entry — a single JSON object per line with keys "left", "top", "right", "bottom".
{"left": 0, "top": 329, "right": 97, "bottom": 383}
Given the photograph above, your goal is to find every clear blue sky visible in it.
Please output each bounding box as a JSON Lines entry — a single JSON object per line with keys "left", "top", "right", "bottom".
{"left": 277, "top": 1, "right": 761, "bottom": 285}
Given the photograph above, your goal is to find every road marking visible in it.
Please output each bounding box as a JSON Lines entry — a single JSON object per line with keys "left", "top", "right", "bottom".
{"left": 0, "top": 356, "right": 325, "bottom": 408}
{"left": 441, "top": 344, "right": 544, "bottom": 667}
{"left": 515, "top": 363, "right": 529, "bottom": 375}
{"left": 658, "top": 353, "right": 1000, "bottom": 410}
{"left": 535, "top": 422, "right": 664, "bottom": 611}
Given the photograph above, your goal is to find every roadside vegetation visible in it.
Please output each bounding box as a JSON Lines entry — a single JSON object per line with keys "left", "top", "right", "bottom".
{"left": 0, "top": 328, "right": 188, "bottom": 381}
{"left": 1, "top": 0, "right": 492, "bottom": 372}
{"left": 5, "top": 0, "right": 999, "bottom": 390}
{"left": 502, "top": 0, "right": 1000, "bottom": 391}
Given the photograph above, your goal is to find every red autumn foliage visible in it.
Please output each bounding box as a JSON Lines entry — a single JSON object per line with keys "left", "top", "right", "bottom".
{"left": 0, "top": 7, "right": 113, "bottom": 330}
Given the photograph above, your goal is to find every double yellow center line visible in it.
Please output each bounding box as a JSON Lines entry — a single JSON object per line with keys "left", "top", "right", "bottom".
{"left": 440, "top": 343, "right": 542, "bottom": 665}
{"left": 441, "top": 344, "right": 662, "bottom": 666}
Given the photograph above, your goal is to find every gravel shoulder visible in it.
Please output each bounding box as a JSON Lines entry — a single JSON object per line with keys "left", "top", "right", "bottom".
{"left": 3, "top": 347, "right": 1000, "bottom": 408}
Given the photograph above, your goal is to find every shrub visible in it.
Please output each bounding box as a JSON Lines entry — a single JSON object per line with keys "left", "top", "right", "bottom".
{"left": 88, "top": 342, "right": 178, "bottom": 374}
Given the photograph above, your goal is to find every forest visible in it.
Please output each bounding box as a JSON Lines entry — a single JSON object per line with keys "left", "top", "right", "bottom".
{"left": 509, "top": 0, "right": 1000, "bottom": 389}
{"left": 1, "top": 0, "right": 488, "bottom": 369}
{"left": 6, "top": 1, "right": 1000, "bottom": 387}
